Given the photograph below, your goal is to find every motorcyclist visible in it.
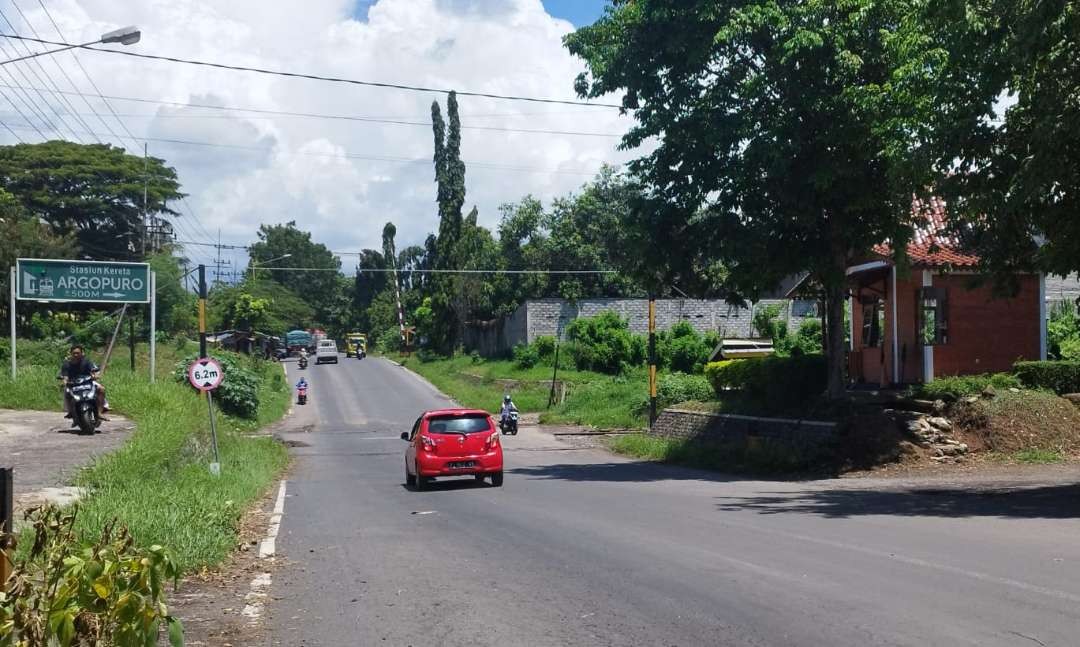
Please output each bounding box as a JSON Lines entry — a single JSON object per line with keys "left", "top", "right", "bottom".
{"left": 60, "top": 344, "right": 108, "bottom": 423}
{"left": 296, "top": 376, "right": 309, "bottom": 390}
{"left": 499, "top": 394, "right": 518, "bottom": 425}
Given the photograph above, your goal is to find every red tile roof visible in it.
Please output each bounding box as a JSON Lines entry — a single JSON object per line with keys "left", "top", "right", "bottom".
{"left": 873, "top": 196, "right": 981, "bottom": 268}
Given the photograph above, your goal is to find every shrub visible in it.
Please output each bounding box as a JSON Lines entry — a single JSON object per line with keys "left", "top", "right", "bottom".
{"left": 636, "top": 372, "right": 713, "bottom": 412}
{"left": 657, "top": 321, "right": 710, "bottom": 373}
{"left": 512, "top": 343, "right": 540, "bottom": 369}
{"left": 705, "top": 355, "right": 827, "bottom": 404}
{"left": 173, "top": 351, "right": 261, "bottom": 418}
{"left": 778, "top": 319, "right": 824, "bottom": 357}
{"left": 1047, "top": 300, "right": 1079, "bottom": 360}
{"left": 1060, "top": 337, "right": 1080, "bottom": 361}
{"left": 0, "top": 338, "right": 68, "bottom": 368}
{"left": 909, "top": 373, "right": 1022, "bottom": 400}
{"left": 375, "top": 326, "right": 402, "bottom": 354}
{"left": 565, "top": 311, "right": 641, "bottom": 374}
{"left": 1013, "top": 360, "right": 1080, "bottom": 394}
{"left": 532, "top": 335, "right": 557, "bottom": 361}
{"left": 0, "top": 506, "right": 184, "bottom": 647}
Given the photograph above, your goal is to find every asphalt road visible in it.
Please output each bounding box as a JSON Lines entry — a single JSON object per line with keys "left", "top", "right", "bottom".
{"left": 264, "top": 356, "right": 1080, "bottom": 646}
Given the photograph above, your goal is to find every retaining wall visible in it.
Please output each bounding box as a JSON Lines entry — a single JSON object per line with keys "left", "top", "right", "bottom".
{"left": 649, "top": 408, "right": 838, "bottom": 452}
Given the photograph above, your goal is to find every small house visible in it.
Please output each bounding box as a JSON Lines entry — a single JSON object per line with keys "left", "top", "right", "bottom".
{"left": 848, "top": 197, "right": 1045, "bottom": 386}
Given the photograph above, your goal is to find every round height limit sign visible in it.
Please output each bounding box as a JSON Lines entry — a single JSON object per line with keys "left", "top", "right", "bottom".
{"left": 188, "top": 358, "right": 224, "bottom": 392}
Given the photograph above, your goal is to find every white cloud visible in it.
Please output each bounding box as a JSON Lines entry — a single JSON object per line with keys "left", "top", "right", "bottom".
{"left": 3, "top": 0, "right": 635, "bottom": 267}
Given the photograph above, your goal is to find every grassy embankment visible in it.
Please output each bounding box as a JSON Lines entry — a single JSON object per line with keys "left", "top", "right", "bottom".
{"left": 0, "top": 340, "right": 289, "bottom": 572}
{"left": 396, "top": 354, "right": 649, "bottom": 429}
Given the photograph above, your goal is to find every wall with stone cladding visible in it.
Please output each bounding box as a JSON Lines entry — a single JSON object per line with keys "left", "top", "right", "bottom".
{"left": 649, "top": 408, "right": 837, "bottom": 453}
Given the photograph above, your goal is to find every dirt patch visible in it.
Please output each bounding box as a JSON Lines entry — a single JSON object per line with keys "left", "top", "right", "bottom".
{"left": 952, "top": 390, "right": 1080, "bottom": 455}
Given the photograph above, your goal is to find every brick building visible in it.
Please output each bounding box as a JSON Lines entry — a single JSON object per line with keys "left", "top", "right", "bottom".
{"left": 848, "top": 197, "right": 1046, "bottom": 386}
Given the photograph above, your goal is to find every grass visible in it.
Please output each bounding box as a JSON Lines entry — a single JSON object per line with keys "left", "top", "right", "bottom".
{"left": 398, "top": 355, "right": 650, "bottom": 429}
{"left": 1, "top": 340, "right": 290, "bottom": 573}
{"left": 608, "top": 433, "right": 815, "bottom": 474}
{"left": 952, "top": 389, "right": 1080, "bottom": 458}
{"left": 1003, "top": 448, "right": 1067, "bottom": 464}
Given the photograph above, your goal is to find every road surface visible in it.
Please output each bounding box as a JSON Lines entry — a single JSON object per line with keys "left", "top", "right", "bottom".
{"left": 264, "top": 356, "right": 1080, "bottom": 646}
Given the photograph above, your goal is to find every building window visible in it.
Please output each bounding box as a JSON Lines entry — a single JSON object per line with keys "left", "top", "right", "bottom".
{"left": 861, "top": 297, "right": 884, "bottom": 348}
{"left": 918, "top": 287, "right": 949, "bottom": 346}
{"left": 791, "top": 299, "right": 819, "bottom": 317}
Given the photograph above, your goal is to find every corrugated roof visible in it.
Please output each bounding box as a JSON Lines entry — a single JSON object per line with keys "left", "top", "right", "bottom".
{"left": 873, "top": 196, "right": 981, "bottom": 268}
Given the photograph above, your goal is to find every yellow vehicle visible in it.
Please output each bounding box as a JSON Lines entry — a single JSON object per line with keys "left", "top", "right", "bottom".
{"left": 345, "top": 333, "right": 367, "bottom": 358}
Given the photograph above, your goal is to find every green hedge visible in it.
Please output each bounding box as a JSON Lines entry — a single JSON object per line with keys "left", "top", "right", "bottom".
{"left": 705, "top": 355, "right": 827, "bottom": 404}
{"left": 1013, "top": 361, "right": 1080, "bottom": 394}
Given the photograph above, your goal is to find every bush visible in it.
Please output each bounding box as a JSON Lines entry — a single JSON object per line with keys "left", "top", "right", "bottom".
{"left": 565, "top": 311, "right": 642, "bottom": 374}
{"left": 376, "top": 326, "right": 402, "bottom": 354}
{"left": 1013, "top": 360, "right": 1080, "bottom": 394}
{"left": 909, "top": 373, "right": 1022, "bottom": 400}
{"left": 0, "top": 338, "right": 68, "bottom": 368}
{"left": 636, "top": 372, "right": 713, "bottom": 412}
{"left": 512, "top": 343, "right": 539, "bottom": 369}
{"left": 532, "top": 335, "right": 557, "bottom": 361}
{"left": 173, "top": 351, "right": 260, "bottom": 418}
{"left": 778, "top": 319, "right": 824, "bottom": 357}
{"left": 658, "top": 321, "right": 710, "bottom": 373}
{"left": 1047, "top": 300, "right": 1079, "bottom": 360}
{"left": 705, "top": 355, "right": 827, "bottom": 404}
{"left": 0, "top": 506, "right": 183, "bottom": 646}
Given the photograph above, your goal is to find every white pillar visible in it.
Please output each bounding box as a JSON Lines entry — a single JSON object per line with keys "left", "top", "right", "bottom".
{"left": 1039, "top": 272, "right": 1047, "bottom": 360}
{"left": 922, "top": 270, "right": 934, "bottom": 383}
{"left": 9, "top": 266, "right": 15, "bottom": 379}
{"left": 149, "top": 271, "right": 156, "bottom": 383}
{"left": 891, "top": 265, "right": 900, "bottom": 385}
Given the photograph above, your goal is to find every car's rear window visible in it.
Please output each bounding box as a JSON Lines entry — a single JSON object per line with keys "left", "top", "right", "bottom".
{"left": 426, "top": 415, "right": 491, "bottom": 434}
{"left": 319, "top": 341, "right": 335, "bottom": 347}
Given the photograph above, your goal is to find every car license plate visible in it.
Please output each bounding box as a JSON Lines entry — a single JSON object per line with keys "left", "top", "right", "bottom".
{"left": 448, "top": 461, "right": 476, "bottom": 469}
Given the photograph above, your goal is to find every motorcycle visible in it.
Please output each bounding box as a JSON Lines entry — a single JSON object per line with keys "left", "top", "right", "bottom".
{"left": 499, "top": 410, "right": 519, "bottom": 435}
{"left": 297, "top": 384, "right": 308, "bottom": 405}
{"left": 66, "top": 376, "right": 101, "bottom": 434}
{"left": 298, "top": 355, "right": 308, "bottom": 370}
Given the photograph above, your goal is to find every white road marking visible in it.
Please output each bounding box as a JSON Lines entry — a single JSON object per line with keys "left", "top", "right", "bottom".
{"left": 241, "top": 572, "right": 273, "bottom": 622}
{"left": 259, "top": 479, "right": 288, "bottom": 558}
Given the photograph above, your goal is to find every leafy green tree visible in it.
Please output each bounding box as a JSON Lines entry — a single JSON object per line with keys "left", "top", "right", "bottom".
{"left": 567, "top": 0, "right": 938, "bottom": 397}
{"left": 922, "top": 1, "right": 1080, "bottom": 281}
{"left": 247, "top": 221, "right": 340, "bottom": 324}
{"left": 209, "top": 279, "right": 313, "bottom": 334}
{"left": 430, "top": 92, "right": 468, "bottom": 352}
{"left": 353, "top": 249, "right": 387, "bottom": 333}
{"left": 0, "top": 142, "right": 182, "bottom": 260}
{"left": 148, "top": 252, "right": 197, "bottom": 336}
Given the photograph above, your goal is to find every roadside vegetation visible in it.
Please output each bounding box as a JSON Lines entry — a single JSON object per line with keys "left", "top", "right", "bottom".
{"left": 0, "top": 340, "right": 290, "bottom": 573}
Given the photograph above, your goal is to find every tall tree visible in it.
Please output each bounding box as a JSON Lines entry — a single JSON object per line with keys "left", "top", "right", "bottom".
{"left": 924, "top": 0, "right": 1080, "bottom": 282}
{"left": 353, "top": 249, "right": 387, "bottom": 333}
{"left": 0, "top": 142, "right": 182, "bottom": 260}
{"left": 567, "top": 0, "right": 937, "bottom": 397}
{"left": 247, "top": 222, "right": 341, "bottom": 326}
{"left": 430, "top": 91, "right": 469, "bottom": 352}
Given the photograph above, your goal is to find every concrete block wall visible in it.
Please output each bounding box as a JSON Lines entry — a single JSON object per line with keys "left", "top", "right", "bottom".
{"left": 649, "top": 408, "right": 837, "bottom": 452}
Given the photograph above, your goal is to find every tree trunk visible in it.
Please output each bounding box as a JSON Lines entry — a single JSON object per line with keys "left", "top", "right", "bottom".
{"left": 824, "top": 282, "right": 847, "bottom": 399}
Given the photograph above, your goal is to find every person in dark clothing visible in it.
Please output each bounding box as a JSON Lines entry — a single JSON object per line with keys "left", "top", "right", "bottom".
{"left": 60, "top": 345, "right": 108, "bottom": 422}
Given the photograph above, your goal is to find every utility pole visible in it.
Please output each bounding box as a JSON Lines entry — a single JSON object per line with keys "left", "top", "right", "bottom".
{"left": 141, "top": 143, "right": 148, "bottom": 258}
{"left": 198, "top": 264, "right": 208, "bottom": 359}
{"left": 648, "top": 295, "right": 658, "bottom": 428}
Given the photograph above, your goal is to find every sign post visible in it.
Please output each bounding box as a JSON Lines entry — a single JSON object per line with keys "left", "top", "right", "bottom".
{"left": 1, "top": 466, "right": 12, "bottom": 592}
{"left": 188, "top": 357, "right": 224, "bottom": 475}
{"left": 12, "top": 258, "right": 153, "bottom": 380}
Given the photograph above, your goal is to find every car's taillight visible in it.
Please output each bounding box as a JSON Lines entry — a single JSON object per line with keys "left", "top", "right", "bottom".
{"left": 421, "top": 435, "right": 436, "bottom": 452}
{"left": 486, "top": 433, "right": 500, "bottom": 449}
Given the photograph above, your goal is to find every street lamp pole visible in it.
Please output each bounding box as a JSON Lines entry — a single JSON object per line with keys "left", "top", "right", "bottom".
{"left": 0, "top": 26, "right": 140, "bottom": 66}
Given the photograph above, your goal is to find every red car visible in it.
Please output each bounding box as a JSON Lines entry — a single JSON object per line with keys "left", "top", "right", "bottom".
{"left": 402, "top": 408, "right": 504, "bottom": 490}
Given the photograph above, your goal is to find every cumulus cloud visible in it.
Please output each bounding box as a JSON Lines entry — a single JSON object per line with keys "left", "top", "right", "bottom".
{"left": 2, "top": 0, "right": 635, "bottom": 269}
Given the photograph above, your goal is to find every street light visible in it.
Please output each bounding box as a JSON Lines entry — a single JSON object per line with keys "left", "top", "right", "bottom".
{"left": 0, "top": 26, "right": 141, "bottom": 66}
{"left": 249, "top": 253, "right": 291, "bottom": 280}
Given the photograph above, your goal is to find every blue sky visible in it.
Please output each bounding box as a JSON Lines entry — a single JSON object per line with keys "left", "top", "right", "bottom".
{"left": 542, "top": 0, "right": 609, "bottom": 26}
{"left": 353, "top": 1, "right": 609, "bottom": 26}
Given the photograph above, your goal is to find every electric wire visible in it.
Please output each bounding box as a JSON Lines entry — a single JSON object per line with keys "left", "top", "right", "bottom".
{"left": 0, "top": 10, "right": 82, "bottom": 141}
{"left": 0, "top": 33, "right": 623, "bottom": 109}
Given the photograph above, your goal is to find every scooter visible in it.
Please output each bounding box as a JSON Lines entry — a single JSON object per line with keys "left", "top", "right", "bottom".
{"left": 500, "top": 410, "right": 519, "bottom": 435}
{"left": 66, "top": 376, "right": 101, "bottom": 435}
{"left": 297, "top": 384, "right": 308, "bottom": 405}
{"left": 298, "top": 355, "right": 308, "bottom": 370}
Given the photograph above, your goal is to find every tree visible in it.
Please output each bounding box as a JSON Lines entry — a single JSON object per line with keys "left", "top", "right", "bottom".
{"left": 429, "top": 92, "right": 469, "bottom": 352}
{"left": 353, "top": 249, "right": 386, "bottom": 333}
{"left": 0, "top": 188, "right": 77, "bottom": 332}
{"left": 247, "top": 222, "right": 340, "bottom": 324}
{"left": 147, "top": 252, "right": 197, "bottom": 336}
{"left": 0, "top": 142, "right": 182, "bottom": 260}
{"left": 567, "top": 0, "right": 937, "bottom": 397}
{"left": 922, "top": 1, "right": 1080, "bottom": 282}
{"left": 209, "top": 279, "right": 314, "bottom": 334}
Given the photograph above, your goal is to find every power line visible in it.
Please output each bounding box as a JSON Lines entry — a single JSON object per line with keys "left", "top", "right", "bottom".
{"left": 30, "top": 0, "right": 141, "bottom": 150}
{"left": 0, "top": 33, "right": 623, "bottom": 109}
{"left": 8, "top": 0, "right": 100, "bottom": 144}
{"left": 0, "top": 10, "right": 82, "bottom": 141}
{"left": 0, "top": 82, "right": 624, "bottom": 138}
{"left": 0, "top": 86, "right": 43, "bottom": 138}
{"left": 0, "top": 120, "right": 608, "bottom": 176}
{"left": 0, "top": 112, "right": 24, "bottom": 141}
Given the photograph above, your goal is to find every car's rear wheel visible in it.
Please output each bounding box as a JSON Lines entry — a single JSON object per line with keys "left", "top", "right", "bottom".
{"left": 414, "top": 462, "right": 429, "bottom": 491}
{"left": 490, "top": 471, "right": 504, "bottom": 487}
{"left": 405, "top": 461, "right": 416, "bottom": 486}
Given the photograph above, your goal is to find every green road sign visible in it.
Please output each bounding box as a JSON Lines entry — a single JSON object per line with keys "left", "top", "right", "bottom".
{"left": 16, "top": 258, "right": 150, "bottom": 303}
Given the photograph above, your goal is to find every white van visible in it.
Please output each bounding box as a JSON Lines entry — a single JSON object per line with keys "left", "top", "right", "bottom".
{"left": 315, "top": 339, "right": 339, "bottom": 364}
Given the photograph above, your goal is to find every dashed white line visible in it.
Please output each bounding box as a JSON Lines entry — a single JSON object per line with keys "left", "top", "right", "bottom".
{"left": 259, "top": 479, "right": 287, "bottom": 559}
{"left": 242, "top": 479, "right": 288, "bottom": 625}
